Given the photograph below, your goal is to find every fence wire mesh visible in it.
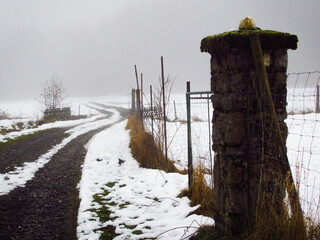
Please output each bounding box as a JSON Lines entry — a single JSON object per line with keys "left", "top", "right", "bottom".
{"left": 244, "top": 71, "right": 320, "bottom": 216}
{"left": 286, "top": 72, "right": 320, "bottom": 214}
{"left": 186, "top": 92, "right": 214, "bottom": 188}
{"left": 138, "top": 71, "right": 320, "bottom": 217}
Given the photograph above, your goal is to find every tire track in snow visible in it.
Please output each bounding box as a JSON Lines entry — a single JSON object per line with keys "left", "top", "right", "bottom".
{"left": 0, "top": 108, "right": 120, "bottom": 195}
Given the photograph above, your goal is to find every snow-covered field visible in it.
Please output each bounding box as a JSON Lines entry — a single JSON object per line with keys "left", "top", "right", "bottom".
{"left": 0, "top": 90, "right": 319, "bottom": 238}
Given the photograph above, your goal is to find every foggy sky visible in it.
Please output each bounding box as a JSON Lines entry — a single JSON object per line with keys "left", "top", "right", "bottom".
{"left": 1, "top": 0, "right": 320, "bottom": 100}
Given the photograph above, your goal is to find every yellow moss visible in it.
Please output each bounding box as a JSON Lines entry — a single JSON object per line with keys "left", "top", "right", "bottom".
{"left": 239, "top": 16, "right": 256, "bottom": 29}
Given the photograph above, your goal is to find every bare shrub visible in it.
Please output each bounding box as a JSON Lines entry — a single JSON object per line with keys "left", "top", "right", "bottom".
{"left": 0, "top": 110, "right": 10, "bottom": 120}
{"left": 40, "top": 75, "right": 67, "bottom": 111}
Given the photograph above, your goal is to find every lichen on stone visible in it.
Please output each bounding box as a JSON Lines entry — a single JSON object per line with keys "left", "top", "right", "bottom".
{"left": 238, "top": 16, "right": 258, "bottom": 30}
{"left": 200, "top": 30, "right": 298, "bottom": 54}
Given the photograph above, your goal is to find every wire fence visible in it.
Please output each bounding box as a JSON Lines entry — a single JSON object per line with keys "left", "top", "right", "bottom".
{"left": 240, "top": 70, "right": 320, "bottom": 216}
{"left": 285, "top": 71, "right": 320, "bottom": 214}
{"left": 132, "top": 71, "right": 320, "bottom": 217}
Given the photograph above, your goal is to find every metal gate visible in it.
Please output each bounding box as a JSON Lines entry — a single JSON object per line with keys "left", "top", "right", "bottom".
{"left": 186, "top": 84, "right": 214, "bottom": 189}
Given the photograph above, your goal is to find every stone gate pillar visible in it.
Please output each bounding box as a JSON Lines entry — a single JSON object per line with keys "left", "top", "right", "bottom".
{"left": 200, "top": 20, "right": 298, "bottom": 234}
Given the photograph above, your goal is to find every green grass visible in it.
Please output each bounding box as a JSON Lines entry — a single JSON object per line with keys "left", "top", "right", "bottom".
{"left": 120, "top": 223, "right": 137, "bottom": 230}
{"left": 88, "top": 182, "right": 120, "bottom": 238}
{"left": 95, "top": 225, "right": 120, "bottom": 240}
{"left": 132, "top": 230, "right": 143, "bottom": 235}
{"left": 0, "top": 131, "right": 43, "bottom": 151}
{"left": 119, "top": 202, "right": 130, "bottom": 209}
{"left": 106, "top": 182, "right": 116, "bottom": 188}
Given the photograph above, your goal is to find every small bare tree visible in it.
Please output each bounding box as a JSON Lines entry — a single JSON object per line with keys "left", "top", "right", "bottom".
{"left": 40, "top": 75, "right": 67, "bottom": 110}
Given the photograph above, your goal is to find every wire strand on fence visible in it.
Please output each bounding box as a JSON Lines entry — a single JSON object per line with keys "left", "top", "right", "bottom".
{"left": 136, "top": 70, "right": 320, "bottom": 217}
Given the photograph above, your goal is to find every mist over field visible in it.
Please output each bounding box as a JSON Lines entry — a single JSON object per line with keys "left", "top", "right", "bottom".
{"left": 1, "top": 0, "right": 319, "bottom": 100}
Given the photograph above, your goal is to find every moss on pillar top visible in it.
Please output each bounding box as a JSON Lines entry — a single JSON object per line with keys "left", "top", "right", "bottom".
{"left": 200, "top": 30, "right": 298, "bottom": 54}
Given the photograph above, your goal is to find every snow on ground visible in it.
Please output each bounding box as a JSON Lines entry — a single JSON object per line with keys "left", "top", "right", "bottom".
{"left": 0, "top": 91, "right": 320, "bottom": 237}
{"left": 0, "top": 94, "right": 130, "bottom": 121}
{"left": 77, "top": 120, "right": 213, "bottom": 240}
{"left": 0, "top": 114, "right": 104, "bottom": 143}
{"left": 155, "top": 93, "right": 320, "bottom": 217}
{"left": 0, "top": 108, "right": 120, "bottom": 195}
{"left": 286, "top": 113, "right": 320, "bottom": 216}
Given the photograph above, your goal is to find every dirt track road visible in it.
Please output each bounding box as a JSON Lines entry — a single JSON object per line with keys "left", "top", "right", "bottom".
{"left": 0, "top": 104, "right": 128, "bottom": 240}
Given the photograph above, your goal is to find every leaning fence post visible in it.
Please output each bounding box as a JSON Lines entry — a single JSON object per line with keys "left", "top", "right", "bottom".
{"left": 134, "top": 65, "right": 140, "bottom": 89}
{"left": 131, "top": 89, "right": 136, "bottom": 112}
{"left": 316, "top": 84, "right": 320, "bottom": 113}
{"left": 250, "top": 33, "right": 303, "bottom": 221}
{"left": 186, "top": 81, "right": 193, "bottom": 190}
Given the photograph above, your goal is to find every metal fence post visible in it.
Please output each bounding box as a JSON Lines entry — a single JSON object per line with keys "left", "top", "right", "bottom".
{"left": 186, "top": 81, "right": 193, "bottom": 190}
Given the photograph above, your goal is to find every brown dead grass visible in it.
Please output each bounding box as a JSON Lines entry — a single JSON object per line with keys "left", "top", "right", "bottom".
{"left": 178, "top": 164, "right": 214, "bottom": 218}
{"left": 126, "top": 115, "right": 178, "bottom": 173}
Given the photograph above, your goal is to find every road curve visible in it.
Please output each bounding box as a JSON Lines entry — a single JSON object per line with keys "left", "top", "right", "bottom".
{"left": 0, "top": 104, "right": 128, "bottom": 240}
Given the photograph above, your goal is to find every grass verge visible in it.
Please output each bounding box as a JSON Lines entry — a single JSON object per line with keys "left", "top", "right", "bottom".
{"left": 0, "top": 130, "right": 43, "bottom": 151}
{"left": 126, "top": 114, "right": 179, "bottom": 173}
{"left": 86, "top": 182, "right": 120, "bottom": 239}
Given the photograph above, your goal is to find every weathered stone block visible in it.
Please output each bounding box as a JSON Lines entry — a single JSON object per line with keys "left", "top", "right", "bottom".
{"left": 225, "top": 166, "right": 246, "bottom": 185}
{"left": 226, "top": 185, "right": 247, "bottom": 214}
{"left": 212, "top": 92, "right": 247, "bottom": 112}
{"left": 272, "top": 49, "right": 288, "bottom": 72}
{"left": 211, "top": 72, "right": 247, "bottom": 93}
{"left": 213, "top": 112, "right": 246, "bottom": 146}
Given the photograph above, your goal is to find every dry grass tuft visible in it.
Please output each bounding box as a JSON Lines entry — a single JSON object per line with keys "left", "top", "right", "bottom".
{"left": 190, "top": 165, "right": 214, "bottom": 213}
{"left": 126, "top": 115, "right": 178, "bottom": 173}
{"left": 192, "top": 116, "right": 204, "bottom": 122}
{"left": 246, "top": 203, "right": 306, "bottom": 240}
{"left": 178, "top": 164, "right": 214, "bottom": 218}
{"left": 192, "top": 171, "right": 320, "bottom": 239}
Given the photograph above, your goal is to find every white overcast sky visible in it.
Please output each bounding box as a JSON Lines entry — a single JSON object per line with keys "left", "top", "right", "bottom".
{"left": 1, "top": 0, "right": 319, "bottom": 100}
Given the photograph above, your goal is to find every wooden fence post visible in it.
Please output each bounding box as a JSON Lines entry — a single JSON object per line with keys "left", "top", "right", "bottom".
{"left": 250, "top": 33, "right": 303, "bottom": 220}
{"left": 131, "top": 89, "right": 136, "bottom": 112}
{"left": 141, "top": 73, "right": 144, "bottom": 112}
{"left": 316, "top": 84, "right": 319, "bottom": 113}
{"left": 134, "top": 65, "right": 140, "bottom": 89}
{"left": 161, "top": 56, "right": 168, "bottom": 164}
{"left": 150, "top": 85, "right": 154, "bottom": 137}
